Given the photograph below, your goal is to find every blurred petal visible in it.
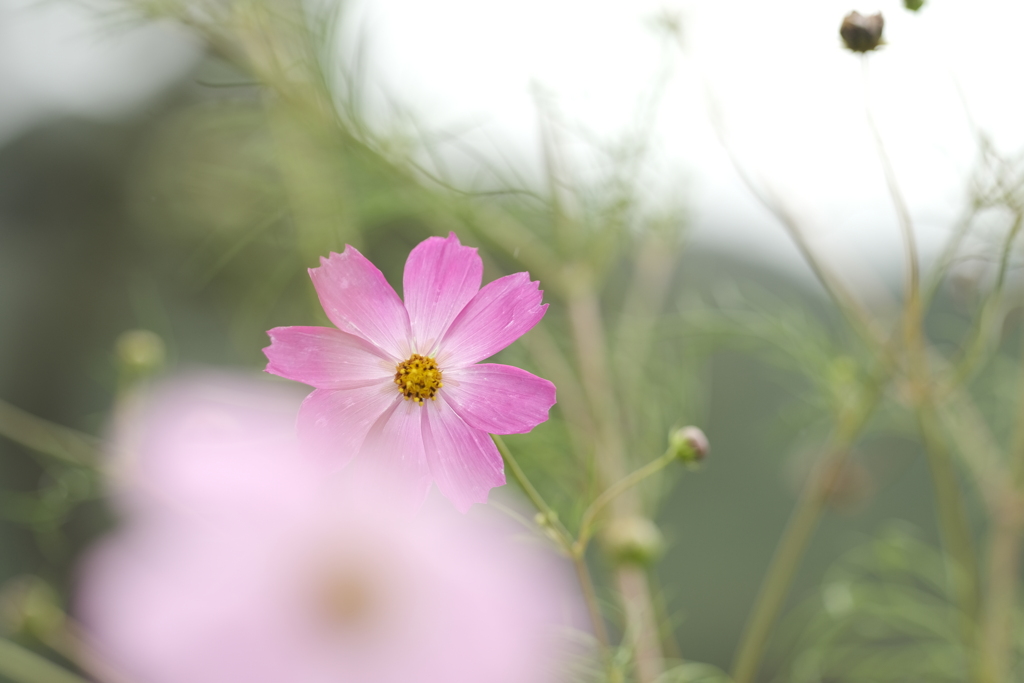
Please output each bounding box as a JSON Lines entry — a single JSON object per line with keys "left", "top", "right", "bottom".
{"left": 296, "top": 384, "right": 397, "bottom": 470}
{"left": 403, "top": 233, "right": 482, "bottom": 355}
{"left": 443, "top": 364, "right": 556, "bottom": 434}
{"left": 351, "top": 399, "right": 432, "bottom": 509}
{"left": 437, "top": 272, "right": 547, "bottom": 367}
{"left": 264, "top": 327, "right": 395, "bottom": 389}
{"left": 109, "top": 373, "right": 315, "bottom": 520}
{"left": 423, "top": 399, "right": 505, "bottom": 513}
{"left": 309, "top": 247, "right": 411, "bottom": 359}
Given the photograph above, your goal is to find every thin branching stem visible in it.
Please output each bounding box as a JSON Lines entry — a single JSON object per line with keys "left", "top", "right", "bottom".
{"left": 575, "top": 448, "right": 677, "bottom": 554}
{"left": 944, "top": 212, "right": 1024, "bottom": 391}
{"left": 731, "top": 367, "right": 886, "bottom": 683}
{"left": 0, "top": 399, "right": 99, "bottom": 467}
{"left": 862, "top": 57, "right": 919, "bottom": 309}
{"left": 0, "top": 638, "right": 90, "bottom": 683}
{"left": 976, "top": 334, "right": 1024, "bottom": 683}
{"left": 862, "top": 53, "right": 981, "bottom": 663}
{"left": 491, "top": 435, "right": 573, "bottom": 548}
{"left": 913, "top": 398, "right": 979, "bottom": 639}
{"left": 492, "top": 435, "right": 610, "bottom": 652}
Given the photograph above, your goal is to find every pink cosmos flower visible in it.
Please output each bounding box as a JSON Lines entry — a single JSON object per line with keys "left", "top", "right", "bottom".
{"left": 77, "top": 375, "right": 579, "bottom": 683}
{"left": 263, "top": 232, "right": 556, "bottom": 512}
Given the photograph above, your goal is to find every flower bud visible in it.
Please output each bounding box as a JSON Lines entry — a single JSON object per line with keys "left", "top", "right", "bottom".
{"left": 0, "top": 577, "right": 64, "bottom": 639}
{"left": 116, "top": 329, "right": 166, "bottom": 373}
{"left": 669, "top": 426, "right": 709, "bottom": 465}
{"left": 534, "top": 511, "right": 563, "bottom": 545}
{"left": 602, "top": 516, "right": 664, "bottom": 567}
{"left": 840, "top": 11, "right": 884, "bottom": 53}
{"left": 903, "top": 0, "right": 924, "bottom": 11}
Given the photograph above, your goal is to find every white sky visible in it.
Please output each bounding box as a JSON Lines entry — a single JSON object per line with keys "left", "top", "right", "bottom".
{"left": 3, "top": 0, "right": 1024, "bottom": 292}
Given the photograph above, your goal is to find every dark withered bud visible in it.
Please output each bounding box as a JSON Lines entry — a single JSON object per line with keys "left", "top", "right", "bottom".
{"left": 840, "top": 11, "right": 884, "bottom": 52}
{"left": 903, "top": 0, "right": 924, "bottom": 11}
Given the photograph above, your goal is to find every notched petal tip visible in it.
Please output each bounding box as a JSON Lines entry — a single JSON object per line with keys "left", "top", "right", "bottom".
{"left": 306, "top": 246, "right": 411, "bottom": 359}
{"left": 404, "top": 232, "right": 484, "bottom": 353}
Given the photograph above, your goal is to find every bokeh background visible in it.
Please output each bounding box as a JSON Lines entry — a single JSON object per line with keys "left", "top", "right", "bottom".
{"left": 2, "top": 0, "right": 1023, "bottom": 680}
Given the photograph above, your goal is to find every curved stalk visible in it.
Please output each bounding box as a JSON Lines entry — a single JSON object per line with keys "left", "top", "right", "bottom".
{"left": 492, "top": 435, "right": 609, "bottom": 650}
{"left": 0, "top": 399, "right": 99, "bottom": 467}
{"left": 575, "top": 448, "right": 677, "bottom": 554}
{"left": 862, "top": 57, "right": 919, "bottom": 308}
{"left": 0, "top": 639, "right": 89, "bottom": 683}
{"left": 731, "top": 373, "right": 884, "bottom": 683}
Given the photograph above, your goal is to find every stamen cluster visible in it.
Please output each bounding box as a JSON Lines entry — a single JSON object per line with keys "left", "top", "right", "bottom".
{"left": 395, "top": 354, "right": 443, "bottom": 404}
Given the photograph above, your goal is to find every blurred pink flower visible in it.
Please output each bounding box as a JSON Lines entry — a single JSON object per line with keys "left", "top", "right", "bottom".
{"left": 105, "top": 373, "right": 315, "bottom": 521}
{"left": 264, "top": 232, "right": 556, "bottom": 512}
{"left": 78, "top": 375, "right": 579, "bottom": 683}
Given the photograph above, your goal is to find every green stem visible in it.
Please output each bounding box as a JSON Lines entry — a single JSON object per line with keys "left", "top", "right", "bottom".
{"left": 729, "top": 449, "right": 837, "bottom": 683}
{"left": 944, "top": 212, "right": 1023, "bottom": 391}
{"left": 731, "top": 380, "right": 882, "bottom": 683}
{"left": 492, "top": 435, "right": 609, "bottom": 651}
{"left": 975, "top": 332, "right": 1024, "bottom": 683}
{"left": 862, "top": 57, "right": 919, "bottom": 306}
{"left": 0, "top": 399, "right": 99, "bottom": 467}
{"left": 571, "top": 551, "right": 612, "bottom": 651}
{"left": 0, "top": 639, "right": 89, "bottom": 683}
{"left": 575, "top": 448, "right": 676, "bottom": 554}
{"left": 976, "top": 510, "right": 1021, "bottom": 683}
{"left": 492, "top": 435, "right": 572, "bottom": 547}
{"left": 914, "top": 401, "right": 979, "bottom": 642}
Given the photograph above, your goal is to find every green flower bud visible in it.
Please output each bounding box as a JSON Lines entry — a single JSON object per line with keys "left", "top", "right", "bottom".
{"left": 116, "top": 329, "right": 166, "bottom": 373}
{"left": 0, "top": 577, "right": 63, "bottom": 639}
{"left": 602, "top": 516, "right": 664, "bottom": 567}
{"left": 669, "top": 426, "right": 709, "bottom": 465}
{"left": 840, "top": 11, "right": 884, "bottom": 53}
{"left": 904, "top": 0, "right": 924, "bottom": 11}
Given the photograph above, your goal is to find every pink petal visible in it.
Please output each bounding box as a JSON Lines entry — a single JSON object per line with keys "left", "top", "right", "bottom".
{"left": 350, "top": 399, "right": 432, "bottom": 509}
{"left": 403, "top": 233, "right": 482, "bottom": 355}
{"left": 296, "top": 383, "right": 398, "bottom": 470}
{"left": 436, "top": 272, "right": 548, "bottom": 367}
{"left": 308, "top": 247, "right": 411, "bottom": 360}
{"left": 264, "top": 327, "right": 395, "bottom": 389}
{"left": 442, "top": 364, "right": 556, "bottom": 434}
{"left": 423, "top": 398, "right": 505, "bottom": 513}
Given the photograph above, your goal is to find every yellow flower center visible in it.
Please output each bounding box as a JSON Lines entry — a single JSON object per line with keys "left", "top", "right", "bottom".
{"left": 394, "top": 354, "right": 443, "bottom": 404}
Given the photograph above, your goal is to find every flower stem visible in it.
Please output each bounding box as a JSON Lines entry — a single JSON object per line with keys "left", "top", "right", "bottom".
{"left": 564, "top": 284, "right": 665, "bottom": 683}
{"left": 729, "top": 457, "right": 834, "bottom": 683}
{"left": 0, "top": 398, "right": 99, "bottom": 467}
{"left": 492, "top": 435, "right": 610, "bottom": 651}
{"left": 976, "top": 336, "right": 1024, "bottom": 683}
{"left": 914, "top": 399, "right": 979, "bottom": 638}
{"left": 731, "top": 377, "right": 883, "bottom": 683}
{"left": 862, "top": 56, "right": 919, "bottom": 308}
{"left": 575, "top": 448, "right": 676, "bottom": 554}
{"left": 571, "top": 551, "right": 612, "bottom": 651}
{"left": 0, "top": 638, "right": 90, "bottom": 683}
{"left": 492, "top": 435, "right": 572, "bottom": 547}
{"left": 977, "top": 508, "right": 1022, "bottom": 683}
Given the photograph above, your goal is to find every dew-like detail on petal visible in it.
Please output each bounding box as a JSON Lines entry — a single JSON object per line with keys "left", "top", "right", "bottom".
{"left": 296, "top": 384, "right": 398, "bottom": 471}
{"left": 442, "top": 364, "right": 556, "bottom": 434}
{"left": 422, "top": 398, "right": 505, "bottom": 513}
{"left": 403, "top": 233, "right": 482, "bottom": 355}
{"left": 309, "top": 246, "right": 411, "bottom": 360}
{"left": 264, "top": 327, "right": 395, "bottom": 389}
{"left": 351, "top": 399, "right": 432, "bottom": 510}
{"left": 436, "top": 272, "right": 547, "bottom": 368}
